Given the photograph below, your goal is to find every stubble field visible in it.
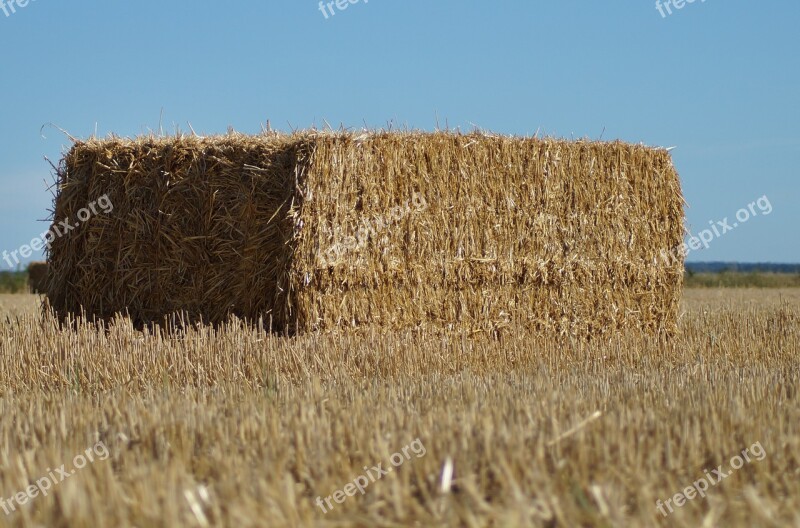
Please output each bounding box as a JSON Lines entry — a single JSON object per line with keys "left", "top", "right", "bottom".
{"left": 0, "top": 288, "right": 797, "bottom": 527}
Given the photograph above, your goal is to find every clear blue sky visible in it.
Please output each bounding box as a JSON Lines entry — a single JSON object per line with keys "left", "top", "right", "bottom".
{"left": 1, "top": 0, "right": 797, "bottom": 267}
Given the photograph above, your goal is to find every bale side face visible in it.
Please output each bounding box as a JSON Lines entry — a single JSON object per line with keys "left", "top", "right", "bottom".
{"left": 289, "top": 133, "right": 684, "bottom": 336}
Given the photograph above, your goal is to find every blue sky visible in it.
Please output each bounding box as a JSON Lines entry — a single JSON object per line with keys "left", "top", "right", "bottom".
{"left": 0, "top": 0, "right": 797, "bottom": 267}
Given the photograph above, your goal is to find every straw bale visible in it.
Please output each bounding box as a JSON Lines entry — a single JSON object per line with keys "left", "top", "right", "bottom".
{"left": 27, "top": 261, "right": 49, "bottom": 294}
{"left": 46, "top": 131, "right": 684, "bottom": 337}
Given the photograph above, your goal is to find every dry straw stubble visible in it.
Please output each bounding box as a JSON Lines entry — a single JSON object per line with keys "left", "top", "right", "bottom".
{"left": 0, "top": 291, "right": 797, "bottom": 527}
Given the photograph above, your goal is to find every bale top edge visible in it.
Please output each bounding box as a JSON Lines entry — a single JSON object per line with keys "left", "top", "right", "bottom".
{"left": 64, "top": 130, "right": 676, "bottom": 153}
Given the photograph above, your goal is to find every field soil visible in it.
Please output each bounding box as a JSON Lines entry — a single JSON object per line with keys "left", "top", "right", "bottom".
{"left": 0, "top": 289, "right": 797, "bottom": 527}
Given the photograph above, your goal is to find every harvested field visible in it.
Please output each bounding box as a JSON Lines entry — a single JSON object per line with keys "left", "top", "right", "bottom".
{"left": 0, "top": 288, "right": 797, "bottom": 527}
{"left": 0, "top": 294, "right": 40, "bottom": 317}
{"left": 47, "top": 132, "right": 684, "bottom": 337}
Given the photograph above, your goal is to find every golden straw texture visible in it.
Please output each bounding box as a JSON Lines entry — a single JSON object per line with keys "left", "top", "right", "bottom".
{"left": 46, "top": 131, "right": 684, "bottom": 337}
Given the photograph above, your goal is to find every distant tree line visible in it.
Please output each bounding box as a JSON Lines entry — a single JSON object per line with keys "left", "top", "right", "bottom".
{"left": 686, "top": 262, "right": 800, "bottom": 274}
